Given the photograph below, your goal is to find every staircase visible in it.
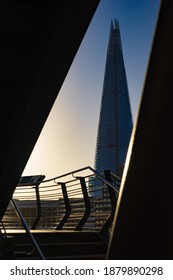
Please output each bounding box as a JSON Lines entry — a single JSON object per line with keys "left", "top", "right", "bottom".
{"left": 1, "top": 167, "right": 120, "bottom": 260}
{"left": 7, "top": 230, "right": 107, "bottom": 260}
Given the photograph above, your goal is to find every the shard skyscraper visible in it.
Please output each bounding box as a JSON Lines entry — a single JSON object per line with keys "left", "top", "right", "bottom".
{"left": 94, "top": 19, "right": 133, "bottom": 178}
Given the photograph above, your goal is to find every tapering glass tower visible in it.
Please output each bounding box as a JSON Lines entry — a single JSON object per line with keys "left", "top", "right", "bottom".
{"left": 94, "top": 19, "right": 133, "bottom": 178}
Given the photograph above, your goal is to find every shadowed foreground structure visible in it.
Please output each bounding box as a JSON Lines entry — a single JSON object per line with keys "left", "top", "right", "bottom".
{"left": 0, "top": 0, "right": 100, "bottom": 220}
{"left": 107, "top": 0, "right": 173, "bottom": 259}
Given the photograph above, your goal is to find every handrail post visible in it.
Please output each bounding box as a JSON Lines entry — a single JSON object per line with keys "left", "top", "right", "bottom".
{"left": 56, "top": 183, "right": 70, "bottom": 230}
{"left": 100, "top": 170, "right": 118, "bottom": 237}
{"left": 75, "top": 177, "right": 91, "bottom": 231}
{"left": 11, "top": 199, "right": 45, "bottom": 260}
{"left": 31, "top": 183, "right": 42, "bottom": 229}
{"left": 88, "top": 166, "right": 120, "bottom": 194}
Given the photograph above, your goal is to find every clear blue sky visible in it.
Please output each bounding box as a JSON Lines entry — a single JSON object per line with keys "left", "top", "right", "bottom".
{"left": 23, "top": 0, "right": 161, "bottom": 179}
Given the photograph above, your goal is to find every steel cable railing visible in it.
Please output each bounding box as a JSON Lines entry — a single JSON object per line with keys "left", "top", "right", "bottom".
{"left": 2, "top": 166, "right": 121, "bottom": 234}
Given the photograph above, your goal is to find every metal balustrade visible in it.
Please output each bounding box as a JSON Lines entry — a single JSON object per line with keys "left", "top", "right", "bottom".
{"left": 2, "top": 167, "right": 120, "bottom": 234}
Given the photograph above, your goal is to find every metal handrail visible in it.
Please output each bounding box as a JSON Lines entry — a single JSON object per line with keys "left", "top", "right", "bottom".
{"left": 56, "top": 183, "right": 70, "bottom": 230}
{"left": 17, "top": 166, "right": 120, "bottom": 192}
{"left": 11, "top": 199, "right": 45, "bottom": 260}
{"left": 0, "top": 221, "right": 12, "bottom": 259}
{"left": 3, "top": 166, "right": 121, "bottom": 237}
{"left": 75, "top": 177, "right": 91, "bottom": 231}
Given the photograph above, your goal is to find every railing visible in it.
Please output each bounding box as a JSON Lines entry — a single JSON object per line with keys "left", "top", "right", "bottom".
{"left": 2, "top": 167, "right": 120, "bottom": 235}
{"left": 0, "top": 220, "right": 15, "bottom": 259}
{"left": 0, "top": 221, "right": 7, "bottom": 259}
{"left": 10, "top": 199, "right": 45, "bottom": 259}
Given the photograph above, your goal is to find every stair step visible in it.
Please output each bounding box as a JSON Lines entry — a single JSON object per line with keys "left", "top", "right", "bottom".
{"left": 16, "top": 254, "right": 106, "bottom": 260}
{"left": 7, "top": 230, "right": 107, "bottom": 260}
{"left": 8, "top": 230, "right": 103, "bottom": 243}
{"left": 15, "top": 253, "right": 106, "bottom": 260}
{"left": 14, "top": 242, "right": 106, "bottom": 256}
{"left": 46, "top": 254, "right": 106, "bottom": 260}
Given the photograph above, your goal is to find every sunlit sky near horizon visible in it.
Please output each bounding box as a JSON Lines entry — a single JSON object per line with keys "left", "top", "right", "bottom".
{"left": 23, "top": 0, "right": 161, "bottom": 179}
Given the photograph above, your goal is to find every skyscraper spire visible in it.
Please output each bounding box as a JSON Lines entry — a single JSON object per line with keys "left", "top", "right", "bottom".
{"left": 94, "top": 19, "right": 133, "bottom": 177}
{"left": 110, "top": 19, "right": 114, "bottom": 30}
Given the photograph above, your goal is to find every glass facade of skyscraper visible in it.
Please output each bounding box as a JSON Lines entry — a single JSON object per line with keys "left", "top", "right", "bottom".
{"left": 94, "top": 19, "right": 133, "bottom": 178}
